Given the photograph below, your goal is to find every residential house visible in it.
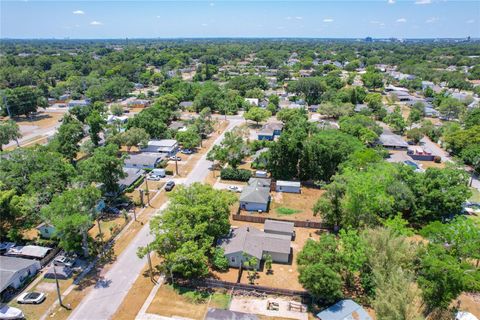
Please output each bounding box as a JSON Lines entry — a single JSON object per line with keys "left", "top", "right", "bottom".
{"left": 179, "top": 101, "right": 194, "bottom": 109}
{"left": 257, "top": 122, "right": 283, "bottom": 141}
{"left": 248, "top": 177, "right": 271, "bottom": 188}
{"left": 118, "top": 167, "right": 143, "bottom": 191}
{"left": 354, "top": 104, "right": 369, "bottom": 113}
{"left": 126, "top": 99, "right": 150, "bottom": 108}
{"left": 424, "top": 106, "right": 440, "bottom": 117}
{"left": 68, "top": 99, "right": 90, "bottom": 108}
{"left": 245, "top": 98, "right": 259, "bottom": 106}
{"left": 264, "top": 220, "right": 295, "bottom": 239}
{"left": 36, "top": 223, "right": 56, "bottom": 239}
{"left": 0, "top": 256, "right": 41, "bottom": 294}
{"left": 124, "top": 153, "right": 164, "bottom": 170}
{"left": 106, "top": 115, "right": 128, "bottom": 125}
{"left": 275, "top": 180, "right": 301, "bottom": 193}
{"left": 378, "top": 133, "right": 409, "bottom": 149}
{"left": 317, "top": 299, "right": 372, "bottom": 320}
{"left": 407, "top": 146, "right": 435, "bottom": 161}
{"left": 218, "top": 225, "right": 291, "bottom": 268}
{"left": 309, "top": 104, "right": 320, "bottom": 112}
{"left": 141, "top": 139, "right": 178, "bottom": 156}
{"left": 5, "top": 245, "right": 51, "bottom": 260}
{"left": 168, "top": 121, "right": 187, "bottom": 131}
{"left": 239, "top": 186, "right": 270, "bottom": 212}
{"left": 44, "top": 266, "right": 72, "bottom": 280}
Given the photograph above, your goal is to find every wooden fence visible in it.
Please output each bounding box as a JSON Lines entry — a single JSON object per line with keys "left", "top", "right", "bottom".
{"left": 181, "top": 278, "right": 311, "bottom": 298}
{"left": 232, "top": 213, "right": 328, "bottom": 229}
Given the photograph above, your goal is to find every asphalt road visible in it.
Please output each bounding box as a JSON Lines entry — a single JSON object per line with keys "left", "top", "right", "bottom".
{"left": 68, "top": 116, "right": 243, "bottom": 320}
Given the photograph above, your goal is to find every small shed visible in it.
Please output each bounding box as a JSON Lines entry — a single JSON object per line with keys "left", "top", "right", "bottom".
{"left": 317, "top": 299, "right": 372, "bottom": 320}
{"left": 36, "top": 223, "right": 56, "bottom": 239}
{"left": 275, "top": 180, "right": 301, "bottom": 193}
{"left": 264, "top": 220, "right": 295, "bottom": 239}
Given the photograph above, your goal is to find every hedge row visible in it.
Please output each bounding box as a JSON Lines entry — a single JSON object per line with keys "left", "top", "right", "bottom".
{"left": 124, "top": 176, "right": 145, "bottom": 193}
{"left": 220, "top": 168, "right": 252, "bottom": 181}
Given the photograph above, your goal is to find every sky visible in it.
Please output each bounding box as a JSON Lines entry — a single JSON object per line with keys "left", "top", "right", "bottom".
{"left": 1, "top": 0, "right": 479, "bottom": 39}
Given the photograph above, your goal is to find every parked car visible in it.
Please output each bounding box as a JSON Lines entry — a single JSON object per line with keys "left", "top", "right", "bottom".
{"left": 0, "top": 305, "right": 24, "bottom": 319}
{"left": 17, "top": 292, "right": 46, "bottom": 304}
{"left": 54, "top": 255, "right": 76, "bottom": 268}
{"left": 181, "top": 149, "right": 193, "bottom": 154}
{"left": 169, "top": 156, "right": 182, "bottom": 161}
{"left": 147, "top": 174, "right": 162, "bottom": 181}
{"left": 227, "top": 185, "right": 242, "bottom": 193}
{"left": 165, "top": 181, "right": 175, "bottom": 191}
{"left": 114, "top": 201, "right": 133, "bottom": 211}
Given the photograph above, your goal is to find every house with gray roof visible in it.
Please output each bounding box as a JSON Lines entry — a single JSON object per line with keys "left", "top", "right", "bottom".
{"left": 179, "top": 101, "right": 193, "bottom": 109}
{"left": 218, "top": 225, "right": 291, "bottom": 269}
{"left": 141, "top": 139, "right": 178, "bottom": 156}
{"left": 205, "top": 308, "right": 258, "bottom": 320}
{"left": 378, "top": 133, "right": 408, "bottom": 149}
{"left": 5, "top": 245, "right": 51, "bottom": 260}
{"left": 248, "top": 178, "right": 271, "bottom": 188}
{"left": 317, "top": 299, "right": 372, "bottom": 320}
{"left": 124, "top": 153, "right": 164, "bottom": 169}
{"left": 0, "top": 256, "right": 41, "bottom": 294}
{"left": 264, "top": 220, "right": 295, "bottom": 239}
{"left": 118, "top": 167, "right": 143, "bottom": 190}
{"left": 275, "top": 180, "right": 301, "bottom": 193}
{"left": 239, "top": 186, "right": 270, "bottom": 212}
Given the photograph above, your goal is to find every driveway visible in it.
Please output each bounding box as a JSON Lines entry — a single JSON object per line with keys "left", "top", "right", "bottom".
{"left": 68, "top": 116, "right": 243, "bottom": 320}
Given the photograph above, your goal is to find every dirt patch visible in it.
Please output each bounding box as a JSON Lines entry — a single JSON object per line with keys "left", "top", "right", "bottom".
{"left": 244, "top": 188, "right": 324, "bottom": 222}
{"left": 418, "top": 160, "right": 446, "bottom": 169}
{"left": 230, "top": 296, "right": 308, "bottom": 320}
{"left": 455, "top": 292, "right": 480, "bottom": 317}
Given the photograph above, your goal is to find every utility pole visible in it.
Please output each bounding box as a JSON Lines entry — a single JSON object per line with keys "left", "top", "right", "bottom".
{"left": 3, "top": 95, "right": 12, "bottom": 118}
{"left": 133, "top": 206, "right": 137, "bottom": 221}
{"left": 175, "top": 157, "right": 179, "bottom": 176}
{"left": 53, "top": 264, "right": 69, "bottom": 309}
{"left": 147, "top": 249, "right": 154, "bottom": 283}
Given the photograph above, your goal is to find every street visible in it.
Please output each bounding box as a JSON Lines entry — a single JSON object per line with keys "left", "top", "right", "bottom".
{"left": 67, "top": 116, "right": 243, "bottom": 320}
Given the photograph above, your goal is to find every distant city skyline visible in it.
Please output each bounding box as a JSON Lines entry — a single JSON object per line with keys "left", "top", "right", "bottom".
{"left": 1, "top": 0, "right": 479, "bottom": 39}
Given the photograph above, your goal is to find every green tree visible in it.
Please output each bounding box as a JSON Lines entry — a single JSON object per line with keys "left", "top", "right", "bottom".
{"left": 207, "top": 128, "right": 248, "bottom": 169}
{"left": 79, "top": 144, "right": 125, "bottom": 194}
{"left": 1, "top": 86, "right": 44, "bottom": 117}
{"left": 298, "top": 262, "right": 343, "bottom": 304}
{"left": 385, "top": 107, "right": 407, "bottom": 134}
{"left": 110, "top": 104, "right": 124, "bottom": 116}
{"left": 244, "top": 107, "right": 271, "bottom": 125}
{"left": 176, "top": 127, "right": 201, "bottom": 150}
{"left": 51, "top": 115, "right": 84, "bottom": 162}
{"left": 0, "top": 120, "right": 22, "bottom": 151}
{"left": 139, "top": 183, "right": 235, "bottom": 279}
{"left": 362, "top": 70, "right": 384, "bottom": 90}
{"left": 86, "top": 110, "right": 106, "bottom": 146}
{"left": 41, "top": 186, "right": 101, "bottom": 256}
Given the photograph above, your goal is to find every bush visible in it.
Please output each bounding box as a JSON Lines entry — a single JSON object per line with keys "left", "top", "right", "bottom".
{"left": 124, "top": 176, "right": 145, "bottom": 193}
{"left": 212, "top": 248, "right": 229, "bottom": 271}
{"left": 165, "top": 170, "right": 174, "bottom": 176}
{"left": 433, "top": 156, "right": 441, "bottom": 163}
{"left": 220, "top": 168, "right": 252, "bottom": 181}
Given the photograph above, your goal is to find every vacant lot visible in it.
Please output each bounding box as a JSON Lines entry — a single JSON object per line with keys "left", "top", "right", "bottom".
{"left": 146, "top": 284, "right": 231, "bottom": 319}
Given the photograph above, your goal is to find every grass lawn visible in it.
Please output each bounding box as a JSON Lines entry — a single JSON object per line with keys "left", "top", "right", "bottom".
{"left": 469, "top": 188, "right": 480, "bottom": 202}
{"left": 276, "top": 207, "right": 302, "bottom": 216}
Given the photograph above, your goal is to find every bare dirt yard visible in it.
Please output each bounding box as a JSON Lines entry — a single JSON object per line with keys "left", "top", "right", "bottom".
{"left": 230, "top": 296, "right": 309, "bottom": 320}
{"left": 244, "top": 188, "right": 325, "bottom": 223}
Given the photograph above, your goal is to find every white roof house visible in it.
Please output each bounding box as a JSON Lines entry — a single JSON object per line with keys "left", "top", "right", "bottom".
{"left": 141, "top": 139, "right": 178, "bottom": 155}
{"left": 275, "top": 181, "right": 301, "bottom": 193}
{"left": 5, "top": 245, "right": 51, "bottom": 260}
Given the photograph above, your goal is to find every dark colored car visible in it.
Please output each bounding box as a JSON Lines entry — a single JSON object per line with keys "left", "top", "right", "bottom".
{"left": 165, "top": 181, "right": 175, "bottom": 191}
{"left": 104, "top": 206, "right": 121, "bottom": 215}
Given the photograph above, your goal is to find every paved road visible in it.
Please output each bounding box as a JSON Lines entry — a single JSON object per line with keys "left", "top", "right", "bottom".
{"left": 68, "top": 117, "right": 243, "bottom": 320}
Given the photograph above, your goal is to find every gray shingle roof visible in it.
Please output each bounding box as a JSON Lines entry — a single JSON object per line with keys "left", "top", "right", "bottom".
{"left": 219, "top": 226, "right": 291, "bottom": 259}
{"left": 248, "top": 178, "right": 271, "bottom": 188}
{"left": 264, "top": 220, "right": 294, "bottom": 234}
{"left": 378, "top": 133, "right": 409, "bottom": 148}
{"left": 205, "top": 308, "right": 258, "bottom": 320}
{"left": 239, "top": 186, "right": 270, "bottom": 204}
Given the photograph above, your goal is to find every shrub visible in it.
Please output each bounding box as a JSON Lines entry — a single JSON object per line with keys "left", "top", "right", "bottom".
{"left": 165, "top": 170, "right": 174, "bottom": 176}
{"left": 212, "top": 248, "right": 229, "bottom": 271}
{"left": 220, "top": 168, "right": 252, "bottom": 181}
{"left": 124, "top": 176, "right": 145, "bottom": 193}
{"left": 433, "top": 156, "right": 441, "bottom": 163}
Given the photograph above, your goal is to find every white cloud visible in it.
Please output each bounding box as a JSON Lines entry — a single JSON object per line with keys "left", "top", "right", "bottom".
{"left": 73, "top": 10, "right": 84, "bottom": 15}
{"left": 388, "top": 0, "right": 395, "bottom": 4}
{"left": 415, "top": 0, "right": 432, "bottom": 4}
{"left": 90, "top": 21, "right": 103, "bottom": 25}
{"left": 396, "top": 18, "right": 407, "bottom": 23}
{"left": 426, "top": 17, "right": 438, "bottom": 23}
{"left": 209, "top": 2, "right": 215, "bottom": 6}
{"left": 286, "top": 16, "right": 292, "bottom": 20}
{"left": 466, "top": 19, "right": 475, "bottom": 24}
{"left": 156, "top": 15, "right": 161, "bottom": 19}
{"left": 295, "top": 16, "right": 303, "bottom": 20}
{"left": 323, "top": 18, "right": 334, "bottom": 23}
{"left": 201, "top": 23, "right": 208, "bottom": 27}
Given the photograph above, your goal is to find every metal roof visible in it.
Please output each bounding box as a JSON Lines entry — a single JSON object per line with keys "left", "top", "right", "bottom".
{"left": 276, "top": 180, "right": 301, "bottom": 188}
{"left": 205, "top": 308, "right": 258, "bottom": 320}
{"left": 248, "top": 178, "right": 271, "bottom": 188}
{"left": 5, "top": 245, "right": 51, "bottom": 259}
{"left": 317, "top": 300, "right": 372, "bottom": 320}
{"left": 378, "top": 133, "right": 409, "bottom": 148}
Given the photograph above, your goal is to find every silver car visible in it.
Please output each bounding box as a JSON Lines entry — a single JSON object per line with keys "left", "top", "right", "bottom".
{"left": 17, "top": 292, "right": 46, "bottom": 304}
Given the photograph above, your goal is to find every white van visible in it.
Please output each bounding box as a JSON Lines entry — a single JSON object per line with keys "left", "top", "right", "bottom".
{"left": 151, "top": 169, "right": 166, "bottom": 178}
